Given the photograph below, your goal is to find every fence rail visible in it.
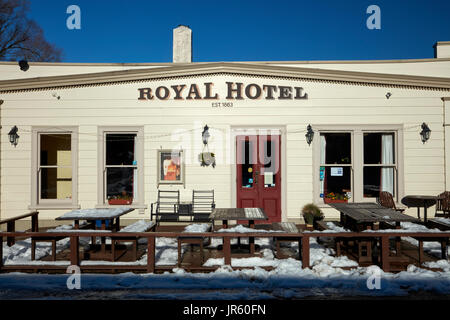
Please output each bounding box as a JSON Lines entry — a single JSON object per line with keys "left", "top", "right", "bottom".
{"left": 1, "top": 230, "right": 450, "bottom": 273}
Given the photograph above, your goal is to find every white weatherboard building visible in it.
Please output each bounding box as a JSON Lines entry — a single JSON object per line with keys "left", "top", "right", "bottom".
{"left": 0, "top": 26, "right": 450, "bottom": 225}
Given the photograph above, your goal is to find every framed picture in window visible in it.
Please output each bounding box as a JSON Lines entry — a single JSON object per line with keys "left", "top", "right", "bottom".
{"left": 157, "top": 149, "right": 184, "bottom": 185}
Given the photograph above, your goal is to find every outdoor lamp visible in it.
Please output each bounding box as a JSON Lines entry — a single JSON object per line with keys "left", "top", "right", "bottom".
{"left": 420, "top": 122, "right": 431, "bottom": 144}
{"left": 202, "top": 125, "right": 210, "bottom": 145}
{"left": 8, "top": 126, "right": 19, "bottom": 147}
{"left": 305, "top": 124, "right": 314, "bottom": 146}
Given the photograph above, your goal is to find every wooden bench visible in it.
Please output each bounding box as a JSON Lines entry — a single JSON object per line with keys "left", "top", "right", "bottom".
{"left": 177, "top": 223, "right": 212, "bottom": 267}
{"left": 111, "top": 220, "right": 156, "bottom": 261}
{"left": 316, "top": 220, "right": 346, "bottom": 257}
{"left": 31, "top": 222, "right": 96, "bottom": 261}
{"left": 270, "top": 222, "right": 301, "bottom": 259}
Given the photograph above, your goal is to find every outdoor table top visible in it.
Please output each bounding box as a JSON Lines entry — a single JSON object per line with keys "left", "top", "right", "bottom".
{"left": 209, "top": 208, "right": 268, "bottom": 221}
{"left": 401, "top": 195, "right": 443, "bottom": 208}
{"left": 55, "top": 207, "right": 135, "bottom": 221}
{"left": 328, "top": 202, "right": 418, "bottom": 223}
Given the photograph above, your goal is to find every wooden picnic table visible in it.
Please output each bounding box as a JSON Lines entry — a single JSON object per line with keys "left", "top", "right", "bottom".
{"left": 55, "top": 207, "right": 135, "bottom": 255}
{"left": 328, "top": 202, "right": 419, "bottom": 264}
{"left": 329, "top": 202, "right": 418, "bottom": 231}
{"left": 209, "top": 208, "right": 268, "bottom": 253}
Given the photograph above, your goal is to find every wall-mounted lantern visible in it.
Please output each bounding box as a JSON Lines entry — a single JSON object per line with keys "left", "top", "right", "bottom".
{"left": 8, "top": 126, "right": 19, "bottom": 147}
{"left": 305, "top": 124, "right": 314, "bottom": 146}
{"left": 420, "top": 122, "right": 431, "bottom": 144}
{"left": 202, "top": 125, "right": 210, "bottom": 145}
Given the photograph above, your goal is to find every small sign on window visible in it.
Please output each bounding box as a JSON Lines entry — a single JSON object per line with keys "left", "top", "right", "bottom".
{"left": 330, "top": 167, "right": 343, "bottom": 176}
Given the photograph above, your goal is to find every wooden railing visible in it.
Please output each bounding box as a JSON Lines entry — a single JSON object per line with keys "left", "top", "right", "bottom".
{"left": 1, "top": 229, "right": 449, "bottom": 273}
{"left": 0, "top": 211, "right": 39, "bottom": 246}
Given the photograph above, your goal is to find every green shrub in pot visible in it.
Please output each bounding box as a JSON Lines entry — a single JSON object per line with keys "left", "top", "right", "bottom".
{"left": 301, "top": 203, "right": 324, "bottom": 228}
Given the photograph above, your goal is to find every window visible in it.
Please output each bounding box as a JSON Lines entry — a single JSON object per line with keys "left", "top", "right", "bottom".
{"left": 31, "top": 128, "right": 78, "bottom": 209}
{"left": 314, "top": 126, "right": 402, "bottom": 204}
{"left": 105, "top": 133, "right": 137, "bottom": 203}
{"left": 363, "top": 133, "right": 396, "bottom": 198}
{"left": 98, "top": 127, "right": 144, "bottom": 207}
{"left": 319, "top": 133, "right": 352, "bottom": 202}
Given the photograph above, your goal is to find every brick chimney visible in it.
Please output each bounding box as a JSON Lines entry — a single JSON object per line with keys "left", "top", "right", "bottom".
{"left": 173, "top": 25, "right": 192, "bottom": 63}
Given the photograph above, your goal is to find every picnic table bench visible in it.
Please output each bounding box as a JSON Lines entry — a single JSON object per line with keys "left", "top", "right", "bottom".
{"left": 111, "top": 220, "right": 156, "bottom": 261}
{"left": 270, "top": 222, "right": 301, "bottom": 259}
{"left": 32, "top": 221, "right": 98, "bottom": 261}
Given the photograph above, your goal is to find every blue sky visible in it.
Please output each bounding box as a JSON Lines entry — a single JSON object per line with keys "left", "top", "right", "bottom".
{"left": 28, "top": 0, "right": 450, "bottom": 63}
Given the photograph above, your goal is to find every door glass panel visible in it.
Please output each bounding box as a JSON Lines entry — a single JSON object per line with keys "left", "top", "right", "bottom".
{"left": 241, "top": 140, "right": 254, "bottom": 188}
{"left": 263, "top": 139, "right": 276, "bottom": 188}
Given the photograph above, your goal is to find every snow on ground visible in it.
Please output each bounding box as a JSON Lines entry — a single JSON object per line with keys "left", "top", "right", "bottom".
{"left": 1, "top": 223, "right": 450, "bottom": 298}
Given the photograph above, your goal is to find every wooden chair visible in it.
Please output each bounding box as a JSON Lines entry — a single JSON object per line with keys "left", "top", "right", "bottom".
{"left": 192, "top": 190, "right": 215, "bottom": 223}
{"left": 377, "top": 191, "right": 405, "bottom": 213}
{"left": 435, "top": 191, "right": 450, "bottom": 217}
{"left": 150, "top": 190, "right": 180, "bottom": 225}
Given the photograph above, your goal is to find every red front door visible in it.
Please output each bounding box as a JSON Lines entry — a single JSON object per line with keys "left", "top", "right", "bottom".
{"left": 236, "top": 134, "right": 281, "bottom": 223}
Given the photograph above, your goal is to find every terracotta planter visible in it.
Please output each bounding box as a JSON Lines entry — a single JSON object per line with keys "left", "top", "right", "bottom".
{"left": 305, "top": 224, "right": 314, "bottom": 231}
{"left": 108, "top": 198, "right": 133, "bottom": 205}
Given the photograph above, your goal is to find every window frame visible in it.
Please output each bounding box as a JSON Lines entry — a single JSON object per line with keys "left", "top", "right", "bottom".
{"left": 313, "top": 124, "right": 404, "bottom": 206}
{"left": 362, "top": 131, "right": 397, "bottom": 199}
{"left": 30, "top": 127, "right": 79, "bottom": 210}
{"left": 96, "top": 126, "right": 145, "bottom": 209}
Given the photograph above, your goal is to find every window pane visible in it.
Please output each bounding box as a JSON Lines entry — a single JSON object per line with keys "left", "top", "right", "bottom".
{"left": 241, "top": 141, "right": 254, "bottom": 188}
{"left": 321, "top": 133, "right": 351, "bottom": 164}
{"left": 262, "top": 139, "right": 276, "bottom": 188}
{"left": 40, "top": 168, "right": 72, "bottom": 200}
{"left": 364, "top": 167, "right": 394, "bottom": 198}
{"left": 107, "top": 167, "right": 135, "bottom": 200}
{"left": 324, "top": 166, "right": 351, "bottom": 200}
{"left": 364, "top": 133, "right": 395, "bottom": 164}
{"left": 106, "top": 134, "right": 136, "bottom": 165}
{"left": 40, "top": 134, "right": 71, "bottom": 166}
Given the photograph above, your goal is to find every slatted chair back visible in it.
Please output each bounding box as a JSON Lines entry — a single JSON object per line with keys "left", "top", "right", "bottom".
{"left": 192, "top": 190, "right": 215, "bottom": 222}
{"left": 377, "top": 191, "right": 403, "bottom": 212}
{"left": 157, "top": 190, "right": 180, "bottom": 214}
{"left": 436, "top": 191, "right": 450, "bottom": 217}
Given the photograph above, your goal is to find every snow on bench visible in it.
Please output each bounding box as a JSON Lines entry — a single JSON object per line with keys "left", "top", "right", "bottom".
{"left": 119, "top": 220, "right": 156, "bottom": 233}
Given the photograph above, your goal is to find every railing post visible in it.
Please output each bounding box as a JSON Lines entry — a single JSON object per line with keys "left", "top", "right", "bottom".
{"left": 301, "top": 236, "right": 310, "bottom": 269}
{"left": 381, "top": 236, "right": 390, "bottom": 272}
{"left": 70, "top": 236, "right": 79, "bottom": 266}
{"left": 31, "top": 212, "right": 39, "bottom": 232}
{"left": 7, "top": 221, "right": 15, "bottom": 246}
{"left": 223, "top": 235, "right": 231, "bottom": 266}
{"left": 147, "top": 235, "right": 155, "bottom": 273}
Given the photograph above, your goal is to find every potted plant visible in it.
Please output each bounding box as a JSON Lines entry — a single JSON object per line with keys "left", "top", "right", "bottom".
{"left": 198, "top": 152, "right": 216, "bottom": 168}
{"left": 108, "top": 191, "right": 133, "bottom": 205}
{"left": 324, "top": 192, "right": 349, "bottom": 204}
{"left": 301, "top": 203, "right": 324, "bottom": 230}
